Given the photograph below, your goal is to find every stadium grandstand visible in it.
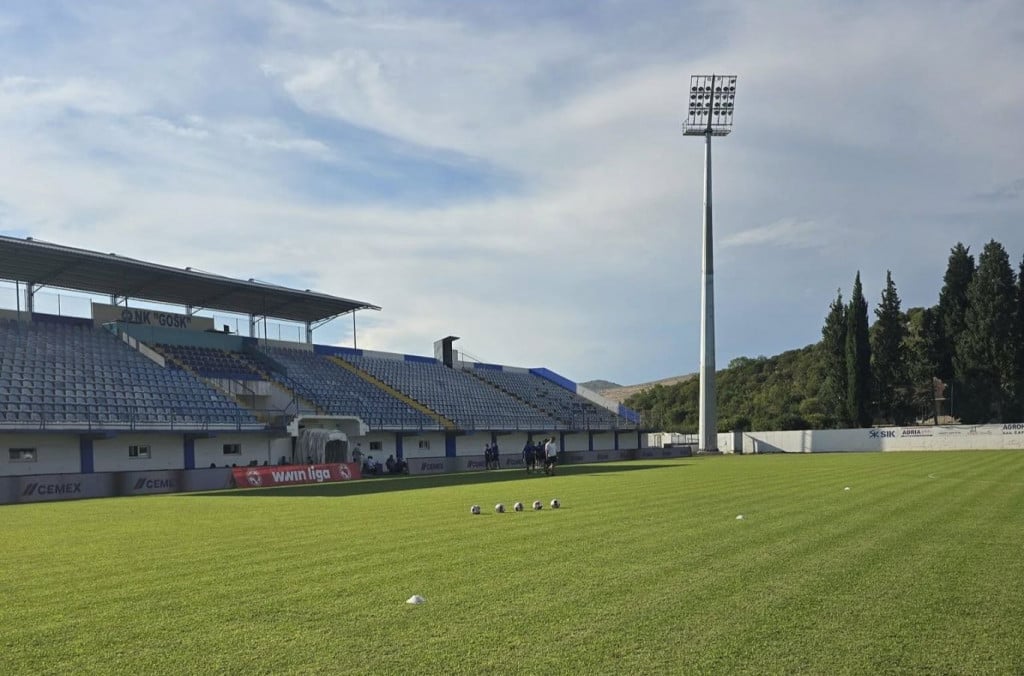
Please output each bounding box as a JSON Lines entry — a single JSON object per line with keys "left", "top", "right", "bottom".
{"left": 0, "top": 235, "right": 642, "bottom": 499}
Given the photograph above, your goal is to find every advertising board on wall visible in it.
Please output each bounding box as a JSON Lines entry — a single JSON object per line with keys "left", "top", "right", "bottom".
{"left": 17, "top": 473, "right": 116, "bottom": 503}
{"left": 232, "top": 463, "right": 360, "bottom": 488}
{"left": 119, "top": 470, "right": 182, "bottom": 496}
{"left": 408, "top": 458, "right": 450, "bottom": 475}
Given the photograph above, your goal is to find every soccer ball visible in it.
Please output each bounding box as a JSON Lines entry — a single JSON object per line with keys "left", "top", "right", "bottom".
{"left": 470, "top": 505, "right": 481, "bottom": 515}
{"left": 513, "top": 501, "right": 524, "bottom": 512}
{"left": 495, "top": 503, "right": 505, "bottom": 513}
{"left": 532, "top": 500, "right": 543, "bottom": 511}
{"left": 550, "top": 498, "right": 560, "bottom": 509}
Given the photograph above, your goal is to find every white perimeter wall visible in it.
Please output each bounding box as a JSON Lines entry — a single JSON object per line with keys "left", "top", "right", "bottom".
{"left": 456, "top": 431, "right": 491, "bottom": 455}
{"left": 496, "top": 432, "right": 529, "bottom": 456}
{"left": 729, "top": 424, "right": 1024, "bottom": 453}
{"left": 0, "top": 433, "right": 80, "bottom": 475}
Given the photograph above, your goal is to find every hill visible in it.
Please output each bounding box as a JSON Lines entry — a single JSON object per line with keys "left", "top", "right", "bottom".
{"left": 578, "top": 379, "right": 621, "bottom": 392}
{"left": 626, "top": 344, "right": 827, "bottom": 431}
{"left": 596, "top": 374, "right": 697, "bottom": 404}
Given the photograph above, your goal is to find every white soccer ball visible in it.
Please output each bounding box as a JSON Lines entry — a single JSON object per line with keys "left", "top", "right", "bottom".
{"left": 550, "top": 498, "right": 560, "bottom": 509}
{"left": 513, "top": 501, "right": 524, "bottom": 512}
{"left": 532, "top": 500, "right": 543, "bottom": 511}
{"left": 495, "top": 503, "right": 505, "bottom": 513}
{"left": 470, "top": 505, "right": 481, "bottom": 515}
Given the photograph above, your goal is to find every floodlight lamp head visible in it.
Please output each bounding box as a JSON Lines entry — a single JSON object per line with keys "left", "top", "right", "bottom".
{"left": 683, "top": 74, "right": 737, "bottom": 136}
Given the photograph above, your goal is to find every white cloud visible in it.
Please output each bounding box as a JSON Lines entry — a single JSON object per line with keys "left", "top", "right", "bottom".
{"left": 721, "top": 219, "right": 850, "bottom": 251}
{"left": 0, "top": 0, "right": 1022, "bottom": 385}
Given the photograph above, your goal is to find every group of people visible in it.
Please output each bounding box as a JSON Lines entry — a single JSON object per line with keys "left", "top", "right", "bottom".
{"left": 522, "top": 437, "right": 558, "bottom": 475}
{"left": 357, "top": 450, "right": 408, "bottom": 476}
{"left": 484, "top": 442, "right": 501, "bottom": 469}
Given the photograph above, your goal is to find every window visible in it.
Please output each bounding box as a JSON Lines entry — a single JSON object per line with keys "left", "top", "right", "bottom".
{"left": 128, "top": 445, "right": 151, "bottom": 459}
{"left": 418, "top": 440, "right": 431, "bottom": 450}
{"left": 369, "top": 441, "right": 382, "bottom": 451}
{"left": 223, "top": 444, "right": 242, "bottom": 455}
{"left": 9, "top": 448, "right": 36, "bottom": 463}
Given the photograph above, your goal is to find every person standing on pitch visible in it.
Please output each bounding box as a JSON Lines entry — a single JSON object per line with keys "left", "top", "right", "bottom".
{"left": 522, "top": 440, "right": 535, "bottom": 474}
{"left": 491, "top": 440, "right": 500, "bottom": 468}
{"left": 484, "top": 442, "right": 492, "bottom": 470}
{"left": 544, "top": 437, "right": 558, "bottom": 475}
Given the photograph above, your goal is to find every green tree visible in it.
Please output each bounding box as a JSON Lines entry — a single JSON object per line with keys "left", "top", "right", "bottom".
{"left": 954, "top": 240, "right": 1017, "bottom": 423}
{"left": 846, "top": 272, "right": 872, "bottom": 427}
{"left": 1015, "top": 255, "right": 1024, "bottom": 419}
{"left": 820, "top": 289, "right": 848, "bottom": 427}
{"left": 905, "top": 306, "right": 943, "bottom": 422}
{"left": 937, "top": 243, "right": 975, "bottom": 382}
{"left": 871, "top": 271, "right": 909, "bottom": 424}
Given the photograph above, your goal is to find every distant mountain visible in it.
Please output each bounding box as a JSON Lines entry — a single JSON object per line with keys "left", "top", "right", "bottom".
{"left": 598, "top": 374, "right": 697, "bottom": 404}
{"left": 579, "top": 379, "right": 622, "bottom": 392}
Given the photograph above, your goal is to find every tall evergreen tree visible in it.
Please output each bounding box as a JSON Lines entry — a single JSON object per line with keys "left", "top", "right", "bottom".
{"left": 937, "top": 243, "right": 975, "bottom": 382}
{"left": 905, "top": 307, "right": 943, "bottom": 422}
{"left": 871, "top": 271, "right": 909, "bottom": 424}
{"left": 954, "top": 240, "right": 1017, "bottom": 423}
{"left": 1015, "top": 255, "right": 1024, "bottom": 419}
{"left": 820, "top": 289, "right": 848, "bottom": 427}
{"left": 845, "top": 272, "right": 872, "bottom": 427}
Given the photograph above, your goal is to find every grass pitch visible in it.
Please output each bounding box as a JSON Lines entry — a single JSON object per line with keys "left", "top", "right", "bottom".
{"left": 3, "top": 452, "right": 1024, "bottom": 674}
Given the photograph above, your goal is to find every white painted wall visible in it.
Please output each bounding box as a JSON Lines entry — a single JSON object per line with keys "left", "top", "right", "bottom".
{"left": 592, "top": 432, "right": 616, "bottom": 451}
{"left": 194, "top": 433, "right": 279, "bottom": 469}
{"left": 739, "top": 424, "right": 1024, "bottom": 454}
{"left": 351, "top": 432, "right": 398, "bottom": 463}
{"left": 563, "top": 432, "right": 589, "bottom": 452}
{"left": 0, "top": 433, "right": 80, "bottom": 476}
{"left": 457, "top": 431, "right": 491, "bottom": 455}
{"left": 495, "top": 432, "right": 529, "bottom": 457}
{"left": 93, "top": 434, "right": 183, "bottom": 472}
{"left": 400, "top": 432, "right": 446, "bottom": 459}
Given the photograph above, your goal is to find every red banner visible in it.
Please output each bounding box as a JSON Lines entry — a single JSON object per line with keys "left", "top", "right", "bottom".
{"left": 232, "top": 463, "right": 361, "bottom": 489}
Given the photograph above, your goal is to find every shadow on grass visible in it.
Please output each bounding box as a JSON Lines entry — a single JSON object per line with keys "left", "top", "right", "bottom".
{"left": 188, "top": 461, "right": 688, "bottom": 499}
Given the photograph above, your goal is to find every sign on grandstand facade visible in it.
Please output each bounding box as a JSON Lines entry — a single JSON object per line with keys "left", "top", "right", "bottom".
{"left": 92, "top": 302, "right": 214, "bottom": 331}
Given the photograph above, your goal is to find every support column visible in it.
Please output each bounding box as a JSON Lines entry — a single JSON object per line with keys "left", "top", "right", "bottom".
{"left": 79, "top": 437, "right": 94, "bottom": 474}
{"left": 698, "top": 129, "right": 718, "bottom": 453}
{"left": 305, "top": 320, "right": 313, "bottom": 345}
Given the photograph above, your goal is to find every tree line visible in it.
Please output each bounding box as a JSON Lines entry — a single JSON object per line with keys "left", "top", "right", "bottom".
{"left": 627, "top": 239, "right": 1024, "bottom": 431}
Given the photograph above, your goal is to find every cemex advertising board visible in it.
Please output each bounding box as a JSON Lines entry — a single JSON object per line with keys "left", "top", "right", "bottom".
{"left": 232, "top": 463, "right": 361, "bottom": 489}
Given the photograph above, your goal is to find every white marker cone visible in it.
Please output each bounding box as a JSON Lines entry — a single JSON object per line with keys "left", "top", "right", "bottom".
{"left": 844, "top": 486, "right": 851, "bottom": 491}
{"left": 736, "top": 514, "right": 744, "bottom": 520}
{"left": 406, "top": 595, "right": 425, "bottom": 605}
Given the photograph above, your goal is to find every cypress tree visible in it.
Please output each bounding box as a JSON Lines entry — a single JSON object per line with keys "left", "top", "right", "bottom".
{"left": 937, "top": 243, "right": 975, "bottom": 382}
{"left": 846, "top": 272, "right": 872, "bottom": 427}
{"left": 1015, "top": 255, "right": 1024, "bottom": 419}
{"left": 820, "top": 289, "right": 848, "bottom": 427}
{"left": 905, "top": 307, "right": 943, "bottom": 422}
{"left": 871, "top": 271, "right": 909, "bottom": 424}
{"left": 954, "top": 240, "right": 1017, "bottom": 423}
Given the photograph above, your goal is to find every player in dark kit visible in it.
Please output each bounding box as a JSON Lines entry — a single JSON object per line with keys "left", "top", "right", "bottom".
{"left": 522, "top": 441, "right": 536, "bottom": 474}
{"left": 534, "top": 439, "right": 547, "bottom": 472}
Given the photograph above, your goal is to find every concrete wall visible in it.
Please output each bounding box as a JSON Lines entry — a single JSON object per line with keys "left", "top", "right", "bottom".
{"left": 733, "top": 424, "right": 1024, "bottom": 454}
{"left": 592, "top": 432, "right": 616, "bottom": 451}
{"left": 194, "top": 433, "right": 283, "bottom": 469}
{"left": 398, "top": 432, "right": 446, "bottom": 459}
{"left": 93, "top": 434, "right": 183, "bottom": 472}
{"left": 0, "top": 433, "right": 81, "bottom": 475}
{"left": 563, "top": 432, "right": 589, "bottom": 452}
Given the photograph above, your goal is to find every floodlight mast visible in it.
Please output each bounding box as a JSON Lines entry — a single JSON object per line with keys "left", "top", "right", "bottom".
{"left": 683, "top": 74, "right": 736, "bottom": 453}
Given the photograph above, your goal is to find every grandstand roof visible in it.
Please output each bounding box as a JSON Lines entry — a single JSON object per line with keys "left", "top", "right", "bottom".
{"left": 0, "top": 235, "right": 380, "bottom": 323}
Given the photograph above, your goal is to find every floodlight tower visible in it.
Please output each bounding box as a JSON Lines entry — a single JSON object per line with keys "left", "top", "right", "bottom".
{"left": 683, "top": 74, "right": 737, "bottom": 453}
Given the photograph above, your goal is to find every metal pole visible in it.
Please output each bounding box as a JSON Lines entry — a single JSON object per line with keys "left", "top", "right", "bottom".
{"left": 698, "top": 127, "right": 718, "bottom": 453}
{"left": 352, "top": 311, "right": 357, "bottom": 349}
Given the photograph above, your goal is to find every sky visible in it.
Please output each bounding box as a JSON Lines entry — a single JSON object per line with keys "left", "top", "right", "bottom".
{"left": 0, "top": 0, "right": 1022, "bottom": 386}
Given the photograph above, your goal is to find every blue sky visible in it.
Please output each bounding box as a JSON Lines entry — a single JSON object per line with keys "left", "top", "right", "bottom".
{"left": 0, "top": 0, "right": 1022, "bottom": 385}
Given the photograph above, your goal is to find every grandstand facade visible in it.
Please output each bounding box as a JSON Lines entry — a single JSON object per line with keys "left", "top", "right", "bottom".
{"left": 0, "top": 236, "right": 642, "bottom": 493}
